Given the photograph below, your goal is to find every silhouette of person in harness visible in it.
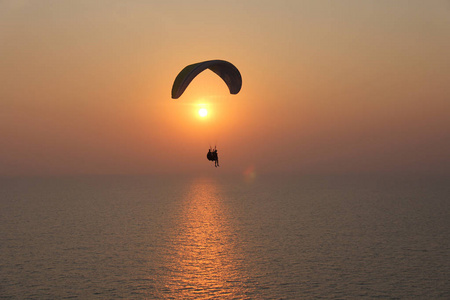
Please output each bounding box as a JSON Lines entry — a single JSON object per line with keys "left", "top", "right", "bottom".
{"left": 207, "top": 146, "right": 219, "bottom": 167}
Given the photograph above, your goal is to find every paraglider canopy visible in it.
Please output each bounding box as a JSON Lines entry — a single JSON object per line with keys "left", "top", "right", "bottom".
{"left": 171, "top": 60, "right": 242, "bottom": 99}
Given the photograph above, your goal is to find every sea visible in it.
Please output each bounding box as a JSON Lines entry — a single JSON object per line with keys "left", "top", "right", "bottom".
{"left": 1, "top": 173, "right": 449, "bottom": 299}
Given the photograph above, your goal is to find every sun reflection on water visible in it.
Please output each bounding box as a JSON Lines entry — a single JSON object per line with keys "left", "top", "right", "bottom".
{"left": 155, "top": 178, "right": 248, "bottom": 298}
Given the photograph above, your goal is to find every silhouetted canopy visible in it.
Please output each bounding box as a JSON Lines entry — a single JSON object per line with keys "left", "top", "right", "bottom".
{"left": 171, "top": 60, "right": 242, "bottom": 99}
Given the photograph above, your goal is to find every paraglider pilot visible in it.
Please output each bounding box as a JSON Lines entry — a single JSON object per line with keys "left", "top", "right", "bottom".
{"left": 207, "top": 147, "right": 219, "bottom": 167}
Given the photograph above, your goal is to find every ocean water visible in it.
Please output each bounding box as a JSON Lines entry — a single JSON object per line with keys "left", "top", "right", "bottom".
{"left": 1, "top": 174, "right": 449, "bottom": 299}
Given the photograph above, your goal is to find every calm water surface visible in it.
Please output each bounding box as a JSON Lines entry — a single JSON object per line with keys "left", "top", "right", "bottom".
{"left": 1, "top": 174, "right": 449, "bottom": 299}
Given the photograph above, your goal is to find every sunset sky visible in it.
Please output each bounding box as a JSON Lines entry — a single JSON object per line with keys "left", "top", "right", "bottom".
{"left": 1, "top": 0, "right": 449, "bottom": 176}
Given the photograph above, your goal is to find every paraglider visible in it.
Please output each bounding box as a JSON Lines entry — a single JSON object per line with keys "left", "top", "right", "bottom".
{"left": 171, "top": 60, "right": 242, "bottom": 99}
{"left": 207, "top": 146, "right": 219, "bottom": 167}
{"left": 171, "top": 60, "right": 242, "bottom": 167}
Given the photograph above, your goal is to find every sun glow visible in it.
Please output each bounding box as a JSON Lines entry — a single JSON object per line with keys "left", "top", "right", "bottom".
{"left": 198, "top": 108, "right": 208, "bottom": 117}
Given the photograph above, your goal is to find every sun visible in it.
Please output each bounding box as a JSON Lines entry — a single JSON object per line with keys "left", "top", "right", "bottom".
{"left": 198, "top": 108, "right": 208, "bottom": 117}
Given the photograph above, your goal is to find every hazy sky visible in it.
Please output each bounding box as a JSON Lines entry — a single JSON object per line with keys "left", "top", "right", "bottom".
{"left": 1, "top": 0, "right": 449, "bottom": 176}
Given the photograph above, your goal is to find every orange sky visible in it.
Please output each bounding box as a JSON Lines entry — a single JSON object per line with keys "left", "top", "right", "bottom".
{"left": 1, "top": 0, "right": 449, "bottom": 176}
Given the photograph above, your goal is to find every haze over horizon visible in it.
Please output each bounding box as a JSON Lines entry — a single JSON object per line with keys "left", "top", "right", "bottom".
{"left": 1, "top": 0, "right": 449, "bottom": 177}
